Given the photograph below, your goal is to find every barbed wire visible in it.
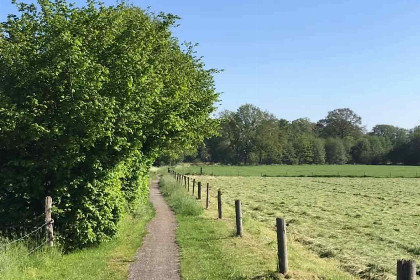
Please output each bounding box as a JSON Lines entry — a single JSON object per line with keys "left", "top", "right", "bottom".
{"left": 0, "top": 220, "right": 51, "bottom": 250}
{"left": 27, "top": 239, "right": 49, "bottom": 256}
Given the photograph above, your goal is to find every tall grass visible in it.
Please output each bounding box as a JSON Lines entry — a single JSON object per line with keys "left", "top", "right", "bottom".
{"left": 0, "top": 202, "right": 154, "bottom": 280}
{"left": 160, "top": 175, "right": 203, "bottom": 216}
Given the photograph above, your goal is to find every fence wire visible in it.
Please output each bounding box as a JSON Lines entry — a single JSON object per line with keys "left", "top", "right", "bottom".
{"left": 0, "top": 219, "right": 52, "bottom": 254}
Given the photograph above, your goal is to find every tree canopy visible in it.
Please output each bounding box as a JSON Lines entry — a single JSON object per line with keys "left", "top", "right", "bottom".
{"left": 0, "top": 0, "right": 218, "bottom": 249}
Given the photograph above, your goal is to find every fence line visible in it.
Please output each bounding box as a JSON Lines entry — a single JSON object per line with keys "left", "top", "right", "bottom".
{"left": 167, "top": 168, "right": 418, "bottom": 278}
{"left": 1, "top": 196, "right": 54, "bottom": 255}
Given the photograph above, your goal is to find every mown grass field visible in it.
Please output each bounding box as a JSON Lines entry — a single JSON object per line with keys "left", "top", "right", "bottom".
{"left": 175, "top": 164, "right": 420, "bottom": 178}
{"left": 160, "top": 174, "right": 359, "bottom": 280}
{"left": 187, "top": 174, "right": 420, "bottom": 279}
{"left": 0, "top": 202, "right": 154, "bottom": 280}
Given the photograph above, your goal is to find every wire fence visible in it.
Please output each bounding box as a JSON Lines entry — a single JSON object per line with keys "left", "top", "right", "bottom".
{"left": 0, "top": 198, "right": 54, "bottom": 256}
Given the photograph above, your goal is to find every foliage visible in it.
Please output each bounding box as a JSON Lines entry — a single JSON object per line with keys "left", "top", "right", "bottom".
{"left": 318, "top": 108, "right": 363, "bottom": 139}
{"left": 171, "top": 104, "right": 419, "bottom": 166}
{"left": 0, "top": 0, "right": 218, "bottom": 249}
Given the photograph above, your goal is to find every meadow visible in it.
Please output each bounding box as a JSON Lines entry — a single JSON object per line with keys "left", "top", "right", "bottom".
{"left": 175, "top": 164, "right": 420, "bottom": 178}
{"left": 187, "top": 174, "right": 420, "bottom": 279}
{"left": 160, "top": 174, "right": 358, "bottom": 280}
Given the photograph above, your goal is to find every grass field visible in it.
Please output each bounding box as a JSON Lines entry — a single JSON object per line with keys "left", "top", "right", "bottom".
{"left": 160, "top": 174, "right": 359, "bottom": 280}
{"left": 186, "top": 174, "right": 420, "bottom": 279}
{"left": 175, "top": 164, "right": 420, "bottom": 178}
{"left": 0, "top": 202, "right": 154, "bottom": 280}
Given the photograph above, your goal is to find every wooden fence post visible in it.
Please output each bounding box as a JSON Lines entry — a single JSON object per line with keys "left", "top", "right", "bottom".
{"left": 235, "top": 200, "right": 243, "bottom": 237}
{"left": 188, "top": 177, "right": 190, "bottom": 192}
{"left": 193, "top": 179, "right": 196, "bottom": 194}
{"left": 200, "top": 167, "right": 203, "bottom": 175}
{"left": 276, "top": 218, "right": 288, "bottom": 274}
{"left": 397, "top": 260, "right": 416, "bottom": 280}
{"left": 218, "top": 190, "right": 222, "bottom": 219}
{"left": 184, "top": 176, "right": 187, "bottom": 187}
{"left": 168, "top": 168, "right": 170, "bottom": 173}
{"left": 206, "top": 183, "right": 209, "bottom": 209}
{"left": 197, "top": 182, "right": 202, "bottom": 200}
{"left": 45, "top": 196, "right": 54, "bottom": 247}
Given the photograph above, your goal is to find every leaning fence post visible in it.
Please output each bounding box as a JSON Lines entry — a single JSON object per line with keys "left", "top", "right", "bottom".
{"left": 206, "top": 183, "right": 210, "bottom": 209}
{"left": 397, "top": 260, "right": 416, "bottom": 280}
{"left": 276, "top": 218, "right": 288, "bottom": 274}
{"left": 197, "top": 182, "right": 202, "bottom": 200}
{"left": 45, "top": 196, "right": 54, "bottom": 247}
{"left": 218, "top": 190, "right": 222, "bottom": 219}
{"left": 235, "top": 200, "right": 243, "bottom": 237}
{"left": 193, "top": 179, "right": 196, "bottom": 194}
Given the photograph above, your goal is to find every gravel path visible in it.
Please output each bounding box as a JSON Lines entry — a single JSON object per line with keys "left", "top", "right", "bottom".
{"left": 128, "top": 179, "right": 180, "bottom": 280}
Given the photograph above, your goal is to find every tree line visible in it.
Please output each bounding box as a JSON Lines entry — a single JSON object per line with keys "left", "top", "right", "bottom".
{"left": 0, "top": 0, "right": 218, "bottom": 250}
{"left": 165, "top": 104, "right": 419, "bottom": 166}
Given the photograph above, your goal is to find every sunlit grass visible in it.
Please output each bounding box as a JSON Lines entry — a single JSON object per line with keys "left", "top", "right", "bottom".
{"left": 0, "top": 202, "right": 154, "bottom": 280}
{"left": 187, "top": 175, "right": 420, "bottom": 279}
{"left": 174, "top": 164, "right": 420, "bottom": 178}
{"left": 160, "top": 173, "right": 359, "bottom": 279}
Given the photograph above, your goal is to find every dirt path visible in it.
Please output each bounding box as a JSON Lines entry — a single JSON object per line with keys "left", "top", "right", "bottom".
{"left": 128, "top": 179, "right": 180, "bottom": 280}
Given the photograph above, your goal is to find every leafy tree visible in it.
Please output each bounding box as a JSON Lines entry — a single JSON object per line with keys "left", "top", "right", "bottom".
{"left": 325, "top": 138, "right": 347, "bottom": 164}
{"left": 312, "top": 138, "right": 326, "bottom": 164}
{"left": 371, "top": 124, "right": 408, "bottom": 148}
{"left": 318, "top": 108, "right": 363, "bottom": 139}
{"left": 0, "top": 0, "right": 218, "bottom": 249}
{"left": 351, "top": 138, "right": 372, "bottom": 164}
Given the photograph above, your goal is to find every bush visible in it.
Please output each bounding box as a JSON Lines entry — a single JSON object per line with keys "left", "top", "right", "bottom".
{"left": 0, "top": 1, "right": 218, "bottom": 250}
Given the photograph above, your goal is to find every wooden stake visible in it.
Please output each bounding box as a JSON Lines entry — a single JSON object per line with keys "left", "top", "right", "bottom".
{"left": 197, "top": 182, "right": 202, "bottom": 200}
{"left": 206, "top": 183, "right": 209, "bottom": 209}
{"left": 188, "top": 177, "right": 190, "bottom": 191}
{"left": 218, "top": 190, "right": 222, "bottom": 219}
{"left": 45, "top": 196, "right": 54, "bottom": 247}
{"left": 276, "top": 218, "right": 288, "bottom": 274}
{"left": 397, "top": 260, "right": 416, "bottom": 280}
{"left": 193, "top": 179, "right": 195, "bottom": 194}
{"left": 235, "top": 200, "right": 243, "bottom": 237}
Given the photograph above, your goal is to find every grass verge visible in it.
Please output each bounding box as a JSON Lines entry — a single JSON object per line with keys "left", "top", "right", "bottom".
{"left": 160, "top": 173, "right": 358, "bottom": 280}
{"left": 0, "top": 202, "right": 154, "bottom": 280}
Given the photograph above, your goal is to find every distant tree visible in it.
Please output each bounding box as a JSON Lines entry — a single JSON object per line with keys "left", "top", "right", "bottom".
{"left": 371, "top": 124, "right": 408, "bottom": 147}
{"left": 318, "top": 108, "right": 363, "bottom": 139}
{"left": 325, "top": 138, "right": 347, "bottom": 164}
{"left": 312, "top": 138, "right": 326, "bottom": 164}
{"left": 351, "top": 138, "right": 372, "bottom": 164}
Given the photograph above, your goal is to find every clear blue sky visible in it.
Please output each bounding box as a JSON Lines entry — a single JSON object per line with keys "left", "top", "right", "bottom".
{"left": 2, "top": 0, "right": 420, "bottom": 130}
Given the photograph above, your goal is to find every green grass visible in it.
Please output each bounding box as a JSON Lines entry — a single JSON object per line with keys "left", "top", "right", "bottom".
{"left": 174, "top": 164, "right": 420, "bottom": 178}
{"left": 0, "top": 202, "right": 154, "bottom": 280}
{"left": 188, "top": 175, "right": 420, "bottom": 279}
{"left": 160, "top": 173, "right": 359, "bottom": 280}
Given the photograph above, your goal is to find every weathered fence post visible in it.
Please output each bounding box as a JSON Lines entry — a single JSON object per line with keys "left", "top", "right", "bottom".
{"left": 193, "top": 179, "right": 196, "bottom": 194}
{"left": 200, "top": 167, "right": 203, "bottom": 175}
{"left": 188, "top": 177, "right": 190, "bottom": 191}
{"left": 397, "top": 260, "right": 416, "bottom": 280}
{"left": 45, "top": 196, "right": 54, "bottom": 247}
{"left": 197, "top": 182, "right": 202, "bottom": 200}
{"left": 206, "top": 183, "right": 209, "bottom": 209}
{"left": 276, "top": 218, "right": 288, "bottom": 275}
{"left": 235, "top": 200, "right": 243, "bottom": 237}
{"left": 217, "top": 190, "right": 222, "bottom": 219}
{"left": 184, "top": 176, "right": 187, "bottom": 187}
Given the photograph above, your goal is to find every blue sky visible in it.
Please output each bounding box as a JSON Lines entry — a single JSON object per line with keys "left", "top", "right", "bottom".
{"left": 1, "top": 0, "right": 420, "bottom": 130}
